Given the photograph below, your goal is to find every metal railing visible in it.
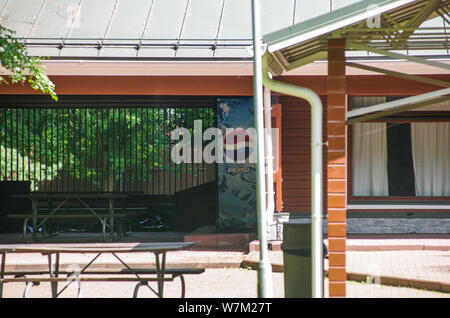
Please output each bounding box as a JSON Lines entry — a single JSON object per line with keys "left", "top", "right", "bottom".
{"left": 0, "top": 105, "right": 216, "bottom": 194}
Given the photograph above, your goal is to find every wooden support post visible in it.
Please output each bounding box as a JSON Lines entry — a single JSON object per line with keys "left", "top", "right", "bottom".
{"left": 327, "top": 38, "right": 347, "bottom": 298}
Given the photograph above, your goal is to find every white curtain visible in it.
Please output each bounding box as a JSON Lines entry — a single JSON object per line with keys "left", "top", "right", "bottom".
{"left": 352, "top": 122, "right": 389, "bottom": 196}
{"left": 411, "top": 123, "right": 450, "bottom": 196}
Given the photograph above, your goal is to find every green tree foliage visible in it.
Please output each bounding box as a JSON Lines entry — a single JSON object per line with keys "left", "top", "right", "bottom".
{"left": 0, "top": 25, "right": 57, "bottom": 100}
{"left": 0, "top": 107, "right": 215, "bottom": 191}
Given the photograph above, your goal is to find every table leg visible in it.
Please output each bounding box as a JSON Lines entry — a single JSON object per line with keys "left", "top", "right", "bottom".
{"left": 0, "top": 252, "right": 5, "bottom": 298}
{"left": 32, "top": 199, "right": 37, "bottom": 242}
{"left": 48, "top": 253, "right": 60, "bottom": 298}
{"left": 155, "top": 252, "right": 166, "bottom": 298}
{"left": 109, "top": 198, "right": 115, "bottom": 241}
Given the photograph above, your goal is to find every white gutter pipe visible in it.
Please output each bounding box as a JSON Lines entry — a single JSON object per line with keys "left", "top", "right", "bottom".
{"left": 262, "top": 53, "right": 324, "bottom": 298}
{"left": 252, "top": 0, "right": 273, "bottom": 298}
{"left": 264, "top": 87, "right": 275, "bottom": 233}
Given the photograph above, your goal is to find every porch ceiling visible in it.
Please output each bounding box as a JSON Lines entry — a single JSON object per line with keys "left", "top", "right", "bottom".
{"left": 264, "top": 0, "right": 450, "bottom": 76}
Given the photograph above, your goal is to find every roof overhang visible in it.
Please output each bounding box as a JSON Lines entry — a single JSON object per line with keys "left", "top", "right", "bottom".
{"left": 2, "top": 57, "right": 449, "bottom": 76}
{"left": 264, "top": 0, "right": 449, "bottom": 76}
{"left": 262, "top": 0, "right": 450, "bottom": 123}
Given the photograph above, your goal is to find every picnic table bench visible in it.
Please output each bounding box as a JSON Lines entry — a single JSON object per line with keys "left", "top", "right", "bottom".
{"left": 0, "top": 242, "right": 204, "bottom": 298}
{"left": 9, "top": 192, "right": 140, "bottom": 243}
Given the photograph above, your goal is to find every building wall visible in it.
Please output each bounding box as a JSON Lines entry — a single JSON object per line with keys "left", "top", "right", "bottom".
{"left": 278, "top": 95, "right": 328, "bottom": 213}
{"left": 2, "top": 73, "right": 450, "bottom": 235}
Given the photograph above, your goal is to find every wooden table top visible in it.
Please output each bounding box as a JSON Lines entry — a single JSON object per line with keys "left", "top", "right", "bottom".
{"left": 0, "top": 242, "right": 196, "bottom": 254}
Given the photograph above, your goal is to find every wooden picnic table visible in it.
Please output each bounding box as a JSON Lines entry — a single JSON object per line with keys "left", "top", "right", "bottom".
{"left": 10, "top": 192, "right": 143, "bottom": 242}
{"left": 0, "top": 242, "right": 201, "bottom": 298}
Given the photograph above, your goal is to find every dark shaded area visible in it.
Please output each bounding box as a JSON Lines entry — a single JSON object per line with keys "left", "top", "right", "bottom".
{"left": 0, "top": 181, "right": 31, "bottom": 232}
{"left": 386, "top": 123, "right": 416, "bottom": 196}
{"left": 173, "top": 181, "right": 217, "bottom": 231}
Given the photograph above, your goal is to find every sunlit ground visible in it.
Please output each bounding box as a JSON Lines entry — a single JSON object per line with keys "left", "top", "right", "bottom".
{"left": 2, "top": 268, "right": 448, "bottom": 298}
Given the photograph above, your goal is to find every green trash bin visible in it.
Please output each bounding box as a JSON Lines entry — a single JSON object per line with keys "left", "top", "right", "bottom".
{"left": 281, "top": 221, "right": 311, "bottom": 298}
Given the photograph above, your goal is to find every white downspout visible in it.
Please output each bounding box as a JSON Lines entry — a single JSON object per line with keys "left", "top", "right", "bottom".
{"left": 252, "top": 0, "right": 273, "bottom": 298}
{"left": 264, "top": 87, "right": 275, "bottom": 236}
{"left": 262, "top": 53, "right": 324, "bottom": 298}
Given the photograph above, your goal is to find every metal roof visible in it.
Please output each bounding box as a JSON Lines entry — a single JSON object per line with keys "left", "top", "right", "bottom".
{"left": 264, "top": 0, "right": 450, "bottom": 75}
{"left": 0, "top": 0, "right": 304, "bottom": 59}
{"left": 1, "top": 0, "right": 447, "bottom": 61}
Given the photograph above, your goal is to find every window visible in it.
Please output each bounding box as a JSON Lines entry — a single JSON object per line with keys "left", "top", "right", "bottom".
{"left": 350, "top": 97, "right": 450, "bottom": 198}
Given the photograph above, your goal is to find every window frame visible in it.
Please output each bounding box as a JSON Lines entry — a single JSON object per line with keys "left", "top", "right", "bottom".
{"left": 347, "top": 95, "right": 450, "bottom": 203}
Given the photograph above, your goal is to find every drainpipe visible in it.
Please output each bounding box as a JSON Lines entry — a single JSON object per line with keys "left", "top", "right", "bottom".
{"left": 262, "top": 53, "right": 324, "bottom": 298}
{"left": 252, "top": 0, "right": 273, "bottom": 298}
{"left": 264, "top": 87, "right": 275, "bottom": 235}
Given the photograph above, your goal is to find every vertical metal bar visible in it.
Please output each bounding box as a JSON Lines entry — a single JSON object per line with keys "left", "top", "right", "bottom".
{"left": 44, "top": 108, "right": 47, "bottom": 185}
{"left": 121, "top": 107, "right": 125, "bottom": 192}
{"left": 7, "top": 109, "right": 10, "bottom": 180}
{"left": 192, "top": 108, "right": 196, "bottom": 188}
{"left": 33, "top": 109, "right": 36, "bottom": 191}
{"left": 62, "top": 109, "right": 65, "bottom": 192}
{"left": 174, "top": 108, "right": 177, "bottom": 192}
{"left": 3, "top": 109, "right": 6, "bottom": 181}
{"left": 77, "top": 108, "right": 80, "bottom": 192}
{"left": 124, "top": 107, "right": 127, "bottom": 192}
{"left": 56, "top": 108, "right": 59, "bottom": 192}
{"left": 117, "top": 108, "right": 121, "bottom": 192}
{"left": 16, "top": 108, "right": 19, "bottom": 181}
{"left": 84, "top": 108, "right": 87, "bottom": 192}
{"left": 146, "top": 108, "right": 149, "bottom": 194}
{"left": 196, "top": 107, "right": 199, "bottom": 187}
{"left": 91, "top": 108, "right": 99, "bottom": 192}
{"left": 96, "top": 108, "right": 100, "bottom": 192}
{"left": 89, "top": 107, "right": 92, "bottom": 192}
{"left": 129, "top": 107, "right": 132, "bottom": 192}
{"left": 71, "top": 109, "right": 75, "bottom": 192}
{"left": 168, "top": 108, "right": 171, "bottom": 194}
{"left": 112, "top": 108, "right": 115, "bottom": 192}
{"left": 140, "top": 107, "right": 144, "bottom": 193}
{"left": 1, "top": 109, "right": 4, "bottom": 181}
{"left": 0, "top": 109, "right": 2, "bottom": 181}
{"left": 21, "top": 108, "right": 24, "bottom": 182}
{"left": 38, "top": 109, "right": 42, "bottom": 190}
{"left": 181, "top": 108, "right": 184, "bottom": 190}
{"left": 3, "top": 109, "right": 5, "bottom": 181}
{"left": 104, "top": 108, "right": 108, "bottom": 192}
{"left": 135, "top": 107, "right": 138, "bottom": 192}
{"left": 10, "top": 109, "right": 13, "bottom": 181}
{"left": 164, "top": 108, "right": 167, "bottom": 194}
{"left": 27, "top": 109, "right": 31, "bottom": 187}
{"left": 151, "top": 108, "right": 155, "bottom": 195}
{"left": 50, "top": 108, "right": 54, "bottom": 191}
{"left": 101, "top": 108, "right": 105, "bottom": 192}
{"left": 122, "top": 107, "right": 126, "bottom": 192}
{"left": 252, "top": 0, "right": 273, "bottom": 298}
{"left": 157, "top": 108, "right": 160, "bottom": 195}
{"left": 70, "top": 109, "right": 73, "bottom": 192}
{"left": 185, "top": 107, "right": 188, "bottom": 190}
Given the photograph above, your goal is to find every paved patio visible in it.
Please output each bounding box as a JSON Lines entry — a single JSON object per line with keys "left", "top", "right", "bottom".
{"left": 0, "top": 233, "right": 448, "bottom": 297}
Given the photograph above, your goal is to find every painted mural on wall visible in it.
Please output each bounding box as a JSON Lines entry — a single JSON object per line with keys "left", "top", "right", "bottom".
{"left": 217, "top": 98, "right": 257, "bottom": 231}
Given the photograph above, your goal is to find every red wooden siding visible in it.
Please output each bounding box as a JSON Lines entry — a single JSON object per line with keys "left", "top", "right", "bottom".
{"left": 278, "top": 95, "right": 328, "bottom": 213}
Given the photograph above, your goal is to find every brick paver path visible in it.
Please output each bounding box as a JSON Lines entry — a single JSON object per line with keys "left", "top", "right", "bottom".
{"left": 2, "top": 268, "right": 449, "bottom": 298}
{"left": 346, "top": 250, "right": 449, "bottom": 284}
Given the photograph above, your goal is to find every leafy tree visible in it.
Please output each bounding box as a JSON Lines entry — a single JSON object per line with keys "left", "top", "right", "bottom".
{"left": 0, "top": 107, "right": 215, "bottom": 192}
{"left": 0, "top": 25, "right": 57, "bottom": 100}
